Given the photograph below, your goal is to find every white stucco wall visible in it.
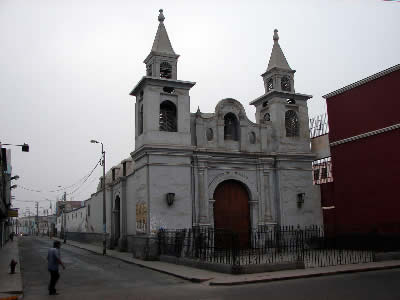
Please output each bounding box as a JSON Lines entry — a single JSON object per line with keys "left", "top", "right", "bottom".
{"left": 65, "top": 206, "right": 87, "bottom": 232}
{"left": 86, "top": 193, "right": 103, "bottom": 233}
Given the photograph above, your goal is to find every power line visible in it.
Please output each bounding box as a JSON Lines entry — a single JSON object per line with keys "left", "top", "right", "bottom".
{"left": 66, "top": 158, "right": 101, "bottom": 196}
{"left": 18, "top": 156, "right": 102, "bottom": 194}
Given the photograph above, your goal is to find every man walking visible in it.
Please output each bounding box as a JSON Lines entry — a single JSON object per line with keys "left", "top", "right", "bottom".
{"left": 47, "top": 241, "right": 65, "bottom": 295}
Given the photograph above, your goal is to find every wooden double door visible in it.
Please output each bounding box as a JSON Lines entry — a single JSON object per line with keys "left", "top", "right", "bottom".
{"left": 213, "top": 180, "right": 250, "bottom": 248}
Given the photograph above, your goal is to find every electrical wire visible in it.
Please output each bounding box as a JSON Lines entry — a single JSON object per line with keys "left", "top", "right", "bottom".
{"left": 18, "top": 155, "right": 102, "bottom": 193}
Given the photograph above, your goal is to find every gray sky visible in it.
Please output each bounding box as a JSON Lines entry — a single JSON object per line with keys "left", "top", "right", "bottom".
{"left": 1, "top": 0, "right": 399, "bottom": 216}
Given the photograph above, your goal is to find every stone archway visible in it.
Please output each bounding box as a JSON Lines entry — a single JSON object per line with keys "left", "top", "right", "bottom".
{"left": 114, "top": 196, "right": 121, "bottom": 246}
{"left": 213, "top": 180, "right": 250, "bottom": 248}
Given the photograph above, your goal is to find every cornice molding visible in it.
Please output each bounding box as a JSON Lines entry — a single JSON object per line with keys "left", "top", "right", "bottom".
{"left": 330, "top": 123, "right": 400, "bottom": 147}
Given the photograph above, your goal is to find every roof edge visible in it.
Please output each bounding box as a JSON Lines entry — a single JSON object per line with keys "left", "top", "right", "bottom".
{"left": 323, "top": 64, "right": 400, "bottom": 99}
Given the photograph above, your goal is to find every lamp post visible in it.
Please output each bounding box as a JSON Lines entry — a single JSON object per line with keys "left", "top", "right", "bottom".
{"left": 91, "top": 139, "right": 106, "bottom": 255}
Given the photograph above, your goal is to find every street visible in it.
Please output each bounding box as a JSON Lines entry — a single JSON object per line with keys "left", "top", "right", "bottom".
{"left": 19, "top": 237, "right": 400, "bottom": 300}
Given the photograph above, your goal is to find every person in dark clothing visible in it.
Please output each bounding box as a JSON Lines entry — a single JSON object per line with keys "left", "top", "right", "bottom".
{"left": 47, "top": 241, "right": 65, "bottom": 295}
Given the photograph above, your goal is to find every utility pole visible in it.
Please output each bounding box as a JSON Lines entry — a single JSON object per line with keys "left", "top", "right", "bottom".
{"left": 102, "top": 145, "right": 106, "bottom": 255}
{"left": 90, "top": 139, "right": 107, "bottom": 255}
{"left": 63, "top": 192, "right": 67, "bottom": 244}
{"left": 35, "top": 201, "right": 39, "bottom": 236}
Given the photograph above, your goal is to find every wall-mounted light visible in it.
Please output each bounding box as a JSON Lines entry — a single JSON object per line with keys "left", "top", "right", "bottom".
{"left": 166, "top": 193, "right": 175, "bottom": 206}
{"left": 297, "top": 193, "right": 305, "bottom": 208}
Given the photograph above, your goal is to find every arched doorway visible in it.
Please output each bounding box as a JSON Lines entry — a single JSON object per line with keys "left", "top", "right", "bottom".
{"left": 213, "top": 180, "right": 250, "bottom": 248}
{"left": 114, "top": 196, "right": 120, "bottom": 246}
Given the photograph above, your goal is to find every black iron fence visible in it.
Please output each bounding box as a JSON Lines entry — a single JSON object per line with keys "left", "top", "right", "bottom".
{"left": 158, "top": 225, "right": 400, "bottom": 268}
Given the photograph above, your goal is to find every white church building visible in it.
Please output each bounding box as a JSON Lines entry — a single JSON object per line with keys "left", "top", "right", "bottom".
{"left": 78, "top": 9, "right": 322, "bottom": 257}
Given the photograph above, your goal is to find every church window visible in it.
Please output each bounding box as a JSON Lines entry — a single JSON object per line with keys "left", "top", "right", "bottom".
{"left": 123, "top": 162, "right": 127, "bottom": 176}
{"left": 163, "top": 87, "right": 175, "bottom": 94}
{"left": 160, "top": 62, "right": 172, "bottom": 79}
{"left": 138, "top": 104, "right": 143, "bottom": 135}
{"left": 264, "top": 113, "right": 271, "bottom": 122}
{"left": 267, "top": 78, "right": 273, "bottom": 92}
{"left": 262, "top": 100, "right": 269, "bottom": 107}
{"left": 206, "top": 128, "right": 213, "bottom": 141}
{"left": 159, "top": 100, "right": 177, "bottom": 132}
{"left": 146, "top": 64, "right": 152, "bottom": 76}
{"left": 281, "top": 76, "right": 291, "bottom": 91}
{"left": 88, "top": 205, "right": 90, "bottom": 216}
{"left": 249, "top": 132, "right": 256, "bottom": 144}
{"left": 285, "top": 110, "right": 299, "bottom": 137}
{"left": 286, "top": 99, "right": 296, "bottom": 104}
{"left": 224, "top": 113, "right": 239, "bottom": 141}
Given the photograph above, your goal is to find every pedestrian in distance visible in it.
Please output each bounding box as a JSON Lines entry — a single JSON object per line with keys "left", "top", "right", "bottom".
{"left": 47, "top": 241, "right": 65, "bottom": 295}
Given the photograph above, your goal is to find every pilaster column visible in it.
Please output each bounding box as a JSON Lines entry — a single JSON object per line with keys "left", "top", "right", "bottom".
{"left": 107, "top": 186, "right": 113, "bottom": 248}
{"left": 198, "top": 163, "right": 209, "bottom": 225}
{"left": 119, "top": 178, "right": 128, "bottom": 251}
{"left": 263, "top": 172, "right": 273, "bottom": 223}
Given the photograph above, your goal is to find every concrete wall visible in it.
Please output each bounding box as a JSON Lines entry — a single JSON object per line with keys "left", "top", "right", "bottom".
{"left": 276, "top": 159, "right": 323, "bottom": 227}
{"left": 86, "top": 193, "right": 103, "bottom": 233}
{"left": 148, "top": 153, "right": 192, "bottom": 232}
{"left": 65, "top": 206, "right": 87, "bottom": 232}
{"left": 64, "top": 232, "right": 107, "bottom": 246}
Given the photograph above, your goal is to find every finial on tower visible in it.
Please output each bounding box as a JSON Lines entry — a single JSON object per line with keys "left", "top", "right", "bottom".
{"left": 273, "top": 29, "right": 279, "bottom": 42}
{"left": 158, "top": 9, "right": 165, "bottom": 22}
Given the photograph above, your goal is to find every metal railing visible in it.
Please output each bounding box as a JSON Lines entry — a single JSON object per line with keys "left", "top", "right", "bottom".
{"left": 158, "top": 225, "right": 400, "bottom": 268}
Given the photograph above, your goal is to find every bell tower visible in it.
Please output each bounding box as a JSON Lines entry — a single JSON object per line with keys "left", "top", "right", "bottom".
{"left": 144, "top": 9, "right": 179, "bottom": 80}
{"left": 130, "top": 9, "right": 196, "bottom": 150}
{"left": 250, "top": 29, "right": 312, "bottom": 153}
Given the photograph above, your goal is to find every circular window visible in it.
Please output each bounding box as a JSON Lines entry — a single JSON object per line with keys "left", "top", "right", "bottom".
{"left": 206, "top": 128, "right": 213, "bottom": 141}
{"left": 249, "top": 132, "right": 256, "bottom": 144}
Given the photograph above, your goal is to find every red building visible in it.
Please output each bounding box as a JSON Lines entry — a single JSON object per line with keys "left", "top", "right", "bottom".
{"left": 320, "top": 64, "right": 400, "bottom": 234}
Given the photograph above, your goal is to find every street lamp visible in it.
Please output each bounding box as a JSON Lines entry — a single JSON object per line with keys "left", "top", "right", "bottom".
{"left": 90, "top": 139, "right": 107, "bottom": 255}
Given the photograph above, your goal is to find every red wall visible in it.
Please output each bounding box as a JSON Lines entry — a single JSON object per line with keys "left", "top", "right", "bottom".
{"left": 330, "top": 130, "right": 400, "bottom": 232}
{"left": 327, "top": 69, "right": 400, "bottom": 143}
{"left": 324, "top": 68, "right": 400, "bottom": 233}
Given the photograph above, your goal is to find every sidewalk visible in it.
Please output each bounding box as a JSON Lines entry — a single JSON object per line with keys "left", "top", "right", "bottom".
{"left": 54, "top": 237, "right": 400, "bottom": 286}
{"left": 0, "top": 237, "right": 23, "bottom": 299}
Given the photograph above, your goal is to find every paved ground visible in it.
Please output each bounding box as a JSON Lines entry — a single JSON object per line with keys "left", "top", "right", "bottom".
{"left": 18, "top": 236, "right": 400, "bottom": 299}
{"left": 0, "top": 237, "right": 22, "bottom": 300}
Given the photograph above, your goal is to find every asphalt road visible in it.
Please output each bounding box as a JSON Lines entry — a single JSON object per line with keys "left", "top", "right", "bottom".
{"left": 19, "top": 237, "right": 400, "bottom": 300}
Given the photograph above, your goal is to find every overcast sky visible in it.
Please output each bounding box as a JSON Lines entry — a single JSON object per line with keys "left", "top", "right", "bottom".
{"left": 1, "top": 0, "right": 399, "bottom": 216}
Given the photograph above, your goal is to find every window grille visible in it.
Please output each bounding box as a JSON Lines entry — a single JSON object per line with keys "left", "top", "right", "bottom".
{"left": 159, "top": 101, "right": 177, "bottom": 132}
{"left": 281, "top": 76, "right": 291, "bottom": 91}
{"left": 146, "top": 64, "right": 152, "bottom": 76}
{"left": 285, "top": 110, "right": 299, "bottom": 137}
{"left": 160, "top": 62, "right": 172, "bottom": 79}
{"left": 267, "top": 78, "right": 273, "bottom": 92}
{"left": 138, "top": 104, "right": 143, "bottom": 135}
{"left": 312, "top": 157, "right": 333, "bottom": 185}
{"left": 224, "top": 113, "right": 239, "bottom": 141}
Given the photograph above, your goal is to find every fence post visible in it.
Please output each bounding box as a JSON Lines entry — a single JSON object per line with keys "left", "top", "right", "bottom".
{"left": 296, "top": 225, "right": 304, "bottom": 266}
{"left": 231, "top": 232, "right": 241, "bottom": 274}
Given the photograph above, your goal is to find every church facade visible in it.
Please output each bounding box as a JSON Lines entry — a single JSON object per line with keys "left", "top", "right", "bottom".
{"left": 84, "top": 10, "right": 322, "bottom": 255}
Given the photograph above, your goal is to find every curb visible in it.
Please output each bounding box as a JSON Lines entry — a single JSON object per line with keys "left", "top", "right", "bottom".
{"left": 209, "top": 264, "right": 400, "bottom": 286}
{"left": 56, "top": 239, "right": 213, "bottom": 283}
{"left": 55, "top": 238, "right": 400, "bottom": 287}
